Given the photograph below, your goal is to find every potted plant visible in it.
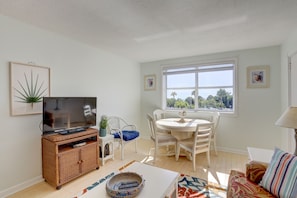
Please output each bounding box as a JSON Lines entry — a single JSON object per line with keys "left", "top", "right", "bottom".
{"left": 99, "top": 115, "right": 108, "bottom": 137}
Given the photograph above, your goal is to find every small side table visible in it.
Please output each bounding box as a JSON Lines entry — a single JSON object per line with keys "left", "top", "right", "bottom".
{"left": 98, "top": 134, "right": 114, "bottom": 166}
{"left": 247, "top": 147, "right": 274, "bottom": 164}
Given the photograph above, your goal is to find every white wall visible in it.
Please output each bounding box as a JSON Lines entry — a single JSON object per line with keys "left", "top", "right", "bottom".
{"left": 140, "top": 46, "right": 282, "bottom": 153}
{"left": 0, "top": 15, "right": 141, "bottom": 196}
{"left": 280, "top": 28, "right": 297, "bottom": 153}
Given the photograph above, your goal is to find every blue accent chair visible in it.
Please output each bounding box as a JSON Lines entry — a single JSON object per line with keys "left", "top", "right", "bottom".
{"left": 107, "top": 116, "right": 140, "bottom": 160}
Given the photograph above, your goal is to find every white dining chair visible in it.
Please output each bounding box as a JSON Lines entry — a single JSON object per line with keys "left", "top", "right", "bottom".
{"left": 175, "top": 122, "right": 214, "bottom": 171}
{"left": 153, "top": 109, "right": 166, "bottom": 120}
{"left": 146, "top": 114, "right": 177, "bottom": 163}
{"left": 185, "top": 111, "right": 220, "bottom": 155}
{"left": 153, "top": 109, "right": 171, "bottom": 134}
{"left": 107, "top": 116, "right": 140, "bottom": 160}
{"left": 211, "top": 112, "right": 220, "bottom": 155}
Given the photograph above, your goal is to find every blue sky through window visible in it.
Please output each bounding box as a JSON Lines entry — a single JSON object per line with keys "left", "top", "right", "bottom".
{"left": 167, "top": 70, "right": 233, "bottom": 99}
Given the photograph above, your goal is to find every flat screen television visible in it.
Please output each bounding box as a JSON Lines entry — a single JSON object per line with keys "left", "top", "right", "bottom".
{"left": 42, "top": 97, "right": 97, "bottom": 135}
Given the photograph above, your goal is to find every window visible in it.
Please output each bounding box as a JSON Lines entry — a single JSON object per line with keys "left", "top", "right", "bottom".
{"left": 162, "top": 59, "right": 237, "bottom": 114}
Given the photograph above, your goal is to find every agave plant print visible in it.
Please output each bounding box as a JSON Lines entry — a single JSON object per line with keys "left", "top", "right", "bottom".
{"left": 10, "top": 62, "right": 50, "bottom": 116}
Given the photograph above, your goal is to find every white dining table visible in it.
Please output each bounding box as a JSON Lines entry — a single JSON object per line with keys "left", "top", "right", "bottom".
{"left": 156, "top": 118, "right": 210, "bottom": 140}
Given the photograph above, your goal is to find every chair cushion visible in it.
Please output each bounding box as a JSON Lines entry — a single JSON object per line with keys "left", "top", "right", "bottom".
{"left": 260, "top": 147, "right": 297, "bottom": 198}
{"left": 113, "top": 130, "right": 139, "bottom": 141}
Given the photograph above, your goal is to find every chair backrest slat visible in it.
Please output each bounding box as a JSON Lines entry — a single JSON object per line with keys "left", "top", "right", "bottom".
{"left": 146, "top": 114, "right": 156, "bottom": 141}
{"left": 193, "top": 123, "right": 213, "bottom": 151}
{"left": 153, "top": 109, "right": 166, "bottom": 120}
{"left": 107, "top": 116, "right": 134, "bottom": 134}
{"left": 107, "top": 116, "right": 120, "bottom": 131}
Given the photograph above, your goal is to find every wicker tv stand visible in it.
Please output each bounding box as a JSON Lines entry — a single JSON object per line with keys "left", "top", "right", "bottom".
{"left": 42, "top": 128, "right": 99, "bottom": 189}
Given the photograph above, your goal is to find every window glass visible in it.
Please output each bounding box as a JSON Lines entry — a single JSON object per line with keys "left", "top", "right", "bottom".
{"left": 199, "top": 70, "right": 233, "bottom": 87}
{"left": 167, "top": 73, "right": 195, "bottom": 88}
{"left": 167, "top": 89, "right": 195, "bottom": 109}
{"left": 163, "top": 60, "right": 236, "bottom": 113}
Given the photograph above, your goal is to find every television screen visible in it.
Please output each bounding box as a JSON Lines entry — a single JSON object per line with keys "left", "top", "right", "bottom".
{"left": 42, "top": 97, "right": 97, "bottom": 134}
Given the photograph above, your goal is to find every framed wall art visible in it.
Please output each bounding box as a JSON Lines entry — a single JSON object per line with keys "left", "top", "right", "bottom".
{"left": 10, "top": 62, "right": 50, "bottom": 116}
{"left": 247, "top": 65, "right": 270, "bottom": 88}
{"left": 144, "top": 74, "right": 156, "bottom": 90}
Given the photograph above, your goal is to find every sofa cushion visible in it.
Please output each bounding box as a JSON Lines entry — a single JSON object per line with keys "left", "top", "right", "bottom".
{"left": 260, "top": 147, "right": 297, "bottom": 198}
{"left": 246, "top": 161, "right": 267, "bottom": 184}
{"left": 227, "top": 170, "right": 275, "bottom": 198}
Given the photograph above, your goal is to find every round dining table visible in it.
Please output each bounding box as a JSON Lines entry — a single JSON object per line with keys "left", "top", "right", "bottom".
{"left": 156, "top": 118, "right": 211, "bottom": 140}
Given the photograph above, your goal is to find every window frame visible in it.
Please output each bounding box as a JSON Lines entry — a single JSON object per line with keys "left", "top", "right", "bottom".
{"left": 161, "top": 58, "right": 238, "bottom": 116}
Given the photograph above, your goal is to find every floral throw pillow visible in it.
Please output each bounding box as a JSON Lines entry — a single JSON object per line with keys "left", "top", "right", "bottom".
{"left": 260, "top": 147, "right": 297, "bottom": 198}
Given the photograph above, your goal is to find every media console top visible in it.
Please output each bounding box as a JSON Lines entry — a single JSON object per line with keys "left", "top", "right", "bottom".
{"left": 42, "top": 128, "right": 98, "bottom": 142}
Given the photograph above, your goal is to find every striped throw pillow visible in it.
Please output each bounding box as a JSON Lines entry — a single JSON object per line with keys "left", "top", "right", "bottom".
{"left": 260, "top": 147, "right": 297, "bottom": 198}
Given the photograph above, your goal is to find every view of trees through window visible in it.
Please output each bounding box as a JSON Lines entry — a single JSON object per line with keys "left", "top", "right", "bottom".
{"left": 163, "top": 60, "right": 236, "bottom": 112}
{"left": 166, "top": 88, "right": 233, "bottom": 111}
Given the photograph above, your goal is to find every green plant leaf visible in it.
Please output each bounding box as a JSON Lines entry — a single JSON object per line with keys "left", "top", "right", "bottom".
{"left": 14, "top": 70, "right": 47, "bottom": 104}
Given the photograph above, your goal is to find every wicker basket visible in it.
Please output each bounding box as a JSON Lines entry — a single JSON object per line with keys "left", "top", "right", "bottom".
{"left": 106, "top": 172, "right": 144, "bottom": 198}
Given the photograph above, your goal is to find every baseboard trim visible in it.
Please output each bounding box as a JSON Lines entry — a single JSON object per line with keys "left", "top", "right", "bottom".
{"left": 216, "top": 146, "right": 248, "bottom": 155}
{"left": 0, "top": 175, "right": 43, "bottom": 198}
{"left": 141, "top": 136, "right": 249, "bottom": 155}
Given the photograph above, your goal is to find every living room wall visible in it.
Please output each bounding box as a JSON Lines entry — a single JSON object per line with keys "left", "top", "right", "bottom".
{"left": 140, "top": 46, "right": 282, "bottom": 154}
{"left": 0, "top": 15, "right": 141, "bottom": 196}
{"left": 280, "top": 27, "right": 297, "bottom": 153}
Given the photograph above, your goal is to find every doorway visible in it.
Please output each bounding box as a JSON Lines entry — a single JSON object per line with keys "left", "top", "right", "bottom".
{"left": 288, "top": 52, "right": 297, "bottom": 153}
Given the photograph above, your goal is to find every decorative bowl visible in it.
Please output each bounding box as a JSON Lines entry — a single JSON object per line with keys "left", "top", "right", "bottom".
{"left": 177, "top": 110, "right": 187, "bottom": 123}
{"left": 106, "top": 172, "right": 144, "bottom": 198}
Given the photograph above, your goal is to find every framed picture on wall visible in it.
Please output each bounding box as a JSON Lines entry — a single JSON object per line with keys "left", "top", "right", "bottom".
{"left": 10, "top": 62, "right": 50, "bottom": 116}
{"left": 247, "top": 65, "right": 270, "bottom": 88}
{"left": 144, "top": 74, "right": 156, "bottom": 90}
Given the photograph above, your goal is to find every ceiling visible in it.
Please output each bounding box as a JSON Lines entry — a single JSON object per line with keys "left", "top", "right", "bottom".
{"left": 1, "top": 0, "right": 297, "bottom": 63}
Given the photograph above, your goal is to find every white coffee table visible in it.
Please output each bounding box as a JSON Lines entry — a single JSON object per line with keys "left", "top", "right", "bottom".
{"left": 247, "top": 147, "right": 274, "bottom": 164}
{"left": 79, "top": 161, "right": 179, "bottom": 198}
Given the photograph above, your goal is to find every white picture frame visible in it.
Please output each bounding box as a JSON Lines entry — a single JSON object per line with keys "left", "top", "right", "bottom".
{"left": 247, "top": 65, "right": 270, "bottom": 88}
{"left": 144, "top": 74, "right": 156, "bottom": 90}
{"left": 10, "top": 62, "right": 50, "bottom": 116}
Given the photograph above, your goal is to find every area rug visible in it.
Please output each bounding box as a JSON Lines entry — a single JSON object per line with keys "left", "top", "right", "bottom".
{"left": 178, "top": 173, "right": 208, "bottom": 198}
{"left": 178, "top": 174, "right": 225, "bottom": 198}
{"left": 73, "top": 161, "right": 226, "bottom": 198}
